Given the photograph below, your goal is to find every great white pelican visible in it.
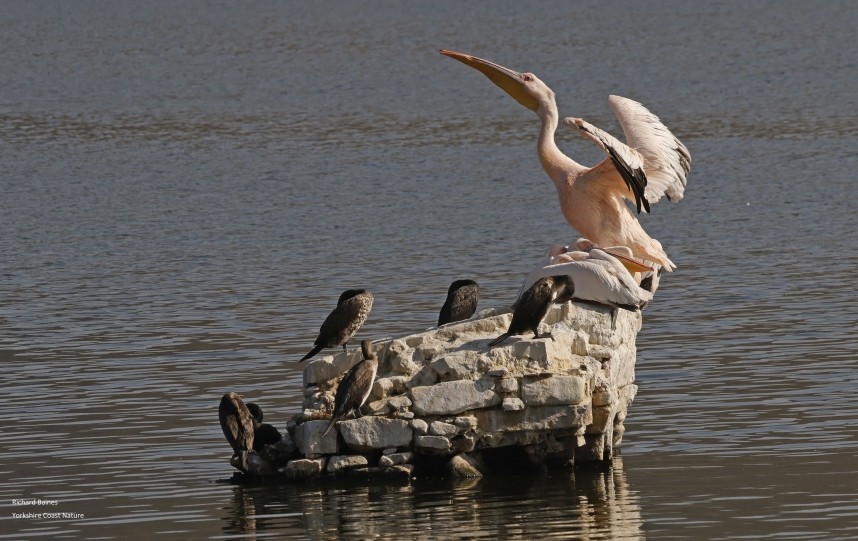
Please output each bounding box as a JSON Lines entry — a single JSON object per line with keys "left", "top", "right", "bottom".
{"left": 440, "top": 49, "right": 691, "bottom": 271}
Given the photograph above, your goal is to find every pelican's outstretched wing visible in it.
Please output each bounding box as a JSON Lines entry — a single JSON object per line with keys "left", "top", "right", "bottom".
{"left": 607, "top": 95, "right": 691, "bottom": 205}
{"left": 565, "top": 117, "right": 650, "bottom": 214}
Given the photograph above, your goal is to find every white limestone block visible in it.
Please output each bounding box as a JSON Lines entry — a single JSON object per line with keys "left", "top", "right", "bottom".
{"left": 587, "top": 405, "right": 614, "bottom": 434}
{"left": 410, "top": 418, "right": 428, "bottom": 435}
{"left": 431, "top": 350, "right": 488, "bottom": 380}
{"left": 592, "top": 380, "right": 618, "bottom": 407}
{"left": 502, "top": 397, "right": 525, "bottom": 411}
{"left": 447, "top": 454, "right": 483, "bottom": 478}
{"left": 387, "top": 395, "right": 412, "bottom": 411}
{"left": 414, "top": 435, "right": 451, "bottom": 451}
{"left": 429, "top": 421, "right": 459, "bottom": 438}
{"left": 410, "top": 379, "right": 500, "bottom": 416}
{"left": 453, "top": 416, "right": 478, "bottom": 429}
{"left": 378, "top": 451, "right": 413, "bottom": 467}
{"left": 338, "top": 417, "right": 413, "bottom": 452}
{"left": 294, "top": 420, "right": 339, "bottom": 456}
{"left": 327, "top": 454, "right": 369, "bottom": 473}
{"left": 474, "top": 404, "right": 592, "bottom": 433}
{"left": 370, "top": 376, "right": 410, "bottom": 401}
{"left": 521, "top": 374, "right": 588, "bottom": 407}
{"left": 284, "top": 458, "right": 327, "bottom": 479}
{"left": 496, "top": 377, "right": 519, "bottom": 393}
{"left": 303, "top": 348, "right": 364, "bottom": 386}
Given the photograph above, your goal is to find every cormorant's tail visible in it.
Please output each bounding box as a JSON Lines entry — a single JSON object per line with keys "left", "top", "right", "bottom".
{"left": 488, "top": 333, "right": 510, "bottom": 348}
{"left": 299, "top": 344, "right": 323, "bottom": 362}
{"left": 322, "top": 417, "right": 337, "bottom": 437}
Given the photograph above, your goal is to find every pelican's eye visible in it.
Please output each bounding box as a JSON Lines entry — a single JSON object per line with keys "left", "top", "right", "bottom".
{"left": 522, "top": 73, "right": 534, "bottom": 82}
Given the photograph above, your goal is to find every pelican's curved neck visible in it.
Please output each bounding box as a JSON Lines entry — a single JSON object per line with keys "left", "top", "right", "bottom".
{"left": 536, "top": 102, "right": 583, "bottom": 184}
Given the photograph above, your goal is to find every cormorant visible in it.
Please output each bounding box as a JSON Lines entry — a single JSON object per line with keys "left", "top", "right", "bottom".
{"left": 252, "top": 424, "right": 282, "bottom": 452}
{"left": 246, "top": 402, "right": 283, "bottom": 452}
{"left": 489, "top": 275, "right": 573, "bottom": 347}
{"left": 322, "top": 339, "right": 379, "bottom": 437}
{"left": 299, "top": 289, "right": 374, "bottom": 362}
{"left": 218, "top": 392, "right": 255, "bottom": 472}
{"left": 438, "top": 279, "right": 480, "bottom": 325}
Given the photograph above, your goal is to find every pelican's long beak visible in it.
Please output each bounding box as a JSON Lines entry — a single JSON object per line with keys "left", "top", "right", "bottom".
{"left": 440, "top": 49, "right": 539, "bottom": 112}
{"left": 605, "top": 249, "right": 655, "bottom": 274}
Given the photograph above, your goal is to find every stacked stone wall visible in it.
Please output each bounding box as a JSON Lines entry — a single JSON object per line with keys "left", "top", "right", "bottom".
{"left": 239, "top": 301, "right": 640, "bottom": 480}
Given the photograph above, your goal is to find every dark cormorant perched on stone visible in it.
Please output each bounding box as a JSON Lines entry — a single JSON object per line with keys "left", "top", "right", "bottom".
{"left": 438, "top": 279, "right": 480, "bottom": 326}
{"left": 246, "top": 402, "right": 283, "bottom": 452}
{"left": 218, "top": 392, "right": 256, "bottom": 472}
{"left": 299, "top": 289, "right": 374, "bottom": 362}
{"left": 488, "top": 275, "right": 574, "bottom": 347}
{"left": 322, "top": 339, "right": 379, "bottom": 437}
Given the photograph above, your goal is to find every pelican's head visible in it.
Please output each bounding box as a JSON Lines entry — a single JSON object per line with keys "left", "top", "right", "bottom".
{"left": 573, "top": 238, "right": 596, "bottom": 252}
{"left": 545, "top": 243, "right": 568, "bottom": 258}
{"left": 554, "top": 251, "right": 588, "bottom": 263}
{"left": 440, "top": 49, "right": 554, "bottom": 114}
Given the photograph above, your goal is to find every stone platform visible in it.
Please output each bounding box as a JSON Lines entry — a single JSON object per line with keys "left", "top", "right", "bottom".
{"left": 232, "top": 301, "right": 639, "bottom": 481}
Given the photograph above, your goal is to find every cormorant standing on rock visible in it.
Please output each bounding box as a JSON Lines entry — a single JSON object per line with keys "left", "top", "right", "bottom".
{"left": 438, "top": 279, "right": 480, "bottom": 326}
{"left": 299, "top": 289, "right": 374, "bottom": 362}
{"left": 218, "top": 392, "right": 256, "bottom": 471}
{"left": 489, "top": 275, "right": 573, "bottom": 347}
{"left": 246, "top": 402, "right": 283, "bottom": 452}
{"left": 322, "top": 339, "right": 379, "bottom": 437}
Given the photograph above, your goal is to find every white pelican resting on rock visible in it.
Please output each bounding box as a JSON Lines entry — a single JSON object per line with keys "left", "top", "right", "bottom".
{"left": 568, "top": 239, "right": 663, "bottom": 297}
{"left": 440, "top": 49, "right": 691, "bottom": 271}
{"left": 516, "top": 242, "right": 653, "bottom": 326}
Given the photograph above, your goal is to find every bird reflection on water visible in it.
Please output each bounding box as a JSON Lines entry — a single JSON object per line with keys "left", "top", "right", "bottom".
{"left": 220, "top": 457, "right": 642, "bottom": 540}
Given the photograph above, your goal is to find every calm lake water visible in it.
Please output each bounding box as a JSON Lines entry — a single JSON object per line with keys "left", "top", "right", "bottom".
{"left": 2, "top": 1, "right": 857, "bottom": 539}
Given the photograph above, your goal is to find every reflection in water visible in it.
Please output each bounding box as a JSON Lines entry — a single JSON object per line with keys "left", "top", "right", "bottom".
{"left": 219, "top": 458, "right": 642, "bottom": 540}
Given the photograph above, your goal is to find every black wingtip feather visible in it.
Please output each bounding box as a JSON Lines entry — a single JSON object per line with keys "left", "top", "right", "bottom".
{"left": 606, "top": 147, "right": 648, "bottom": 214}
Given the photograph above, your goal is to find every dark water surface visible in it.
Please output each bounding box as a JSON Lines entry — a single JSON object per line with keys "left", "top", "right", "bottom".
{"left": 2, "top": 1, "right": 857, "bottom": 539}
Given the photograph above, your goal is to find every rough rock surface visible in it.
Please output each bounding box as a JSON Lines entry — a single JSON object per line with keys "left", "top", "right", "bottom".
{"left": 227, "top": 301, "right": 640, "bottom": 480}
{"left": 338, "top": 417, "right": 413, "bottom": 452}
{"left": 327, "top": 454, "right": 369, "bottom": 473}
